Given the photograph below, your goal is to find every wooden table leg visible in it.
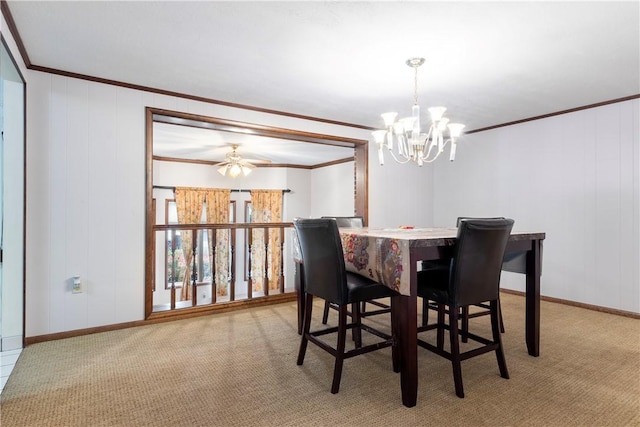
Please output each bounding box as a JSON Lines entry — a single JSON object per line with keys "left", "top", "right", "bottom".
{"left": 391, "top": 294, "right": 401, "bottom": 373}
{"left": 525, "top": 239, "right": 542, "bottom": 356}
{"left": 392, "top": 293, "right": 418, "bottom": 407}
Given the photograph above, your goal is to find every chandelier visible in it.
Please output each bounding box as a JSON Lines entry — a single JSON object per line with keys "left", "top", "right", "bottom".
{"left": 372, "top": 57, "right": 465, "bottom": 166}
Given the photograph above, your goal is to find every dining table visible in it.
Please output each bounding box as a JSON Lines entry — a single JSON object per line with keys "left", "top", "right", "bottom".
{"left": 294, "top": 226, "right": 545, "bottom": 408}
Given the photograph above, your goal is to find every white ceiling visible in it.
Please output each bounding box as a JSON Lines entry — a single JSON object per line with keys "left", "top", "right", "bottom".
{"left": 152, "top": 121, "right": 355, "bottom": 166}
{"left": 5, "top": 1, "right": 639, "bottom": 165}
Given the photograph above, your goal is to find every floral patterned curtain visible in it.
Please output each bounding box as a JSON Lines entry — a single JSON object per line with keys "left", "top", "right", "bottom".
{"left": 206, "top": 189, "right": 231, "bottom": 296}
{"left": 250, "top": 190, "right": 283, "bottom": 292}
{"left": 174, "top": 187, "right": 206, "bottom": 301}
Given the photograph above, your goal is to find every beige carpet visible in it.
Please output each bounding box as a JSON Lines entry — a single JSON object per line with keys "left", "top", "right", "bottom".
{"left": 1, "top": 293, "right": 638, "bottom": 426}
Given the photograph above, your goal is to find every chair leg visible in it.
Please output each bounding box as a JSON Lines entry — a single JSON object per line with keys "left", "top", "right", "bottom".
{"left": 351, "top": 302, "right": 362, "bottom": 348}
{"left": 322, "top": 301, "right": 331, "bottom": 324}
{"left": 497, "top": 299, "right": 505, "bottom": 333}
{"left": 422, "top": 298, "right": 429, "bottom": 327}
{"left": 437, "top": 304, "right": 446, "bottom": 350}
{"left": 297, "top": 293, "right": 314, "bottom": 365}
{"left": 331, "top": 305, "right": 348, "bottom": 394}
{"left": 449, "top": 306, "right": 465, "bottom": 398}
{"left": 461, "top": 306, "right": 470, "bottom": 343}
{"left": 460, "top": 301, "right": 505, "bottom": 339}
{"left": 491, "top": 300, "right": 509, "bottom": 379}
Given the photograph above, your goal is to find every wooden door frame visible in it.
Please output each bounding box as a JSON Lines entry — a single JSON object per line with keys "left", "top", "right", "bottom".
{"left": 144, "top": 107, "right": 369, "bottom": 318}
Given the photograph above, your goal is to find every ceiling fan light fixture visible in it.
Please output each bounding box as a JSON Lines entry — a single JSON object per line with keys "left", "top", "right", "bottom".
{"left": 214, "top": 144, "right": 265, "bottom": 178}
{"left": 228, "top": 163, "right": 242, "bottom": 178}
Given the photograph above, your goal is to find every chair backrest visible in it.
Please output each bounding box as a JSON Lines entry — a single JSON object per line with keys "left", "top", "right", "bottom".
{"left": 456, "top": 216, "right": 505, "bottom": 227}
{"left": 321, "top": 216, "right": 364, "bottom": 228}
{"left": 293, "top": 218, "right": 348, "bottom": 305}
{"left": 450, "top": 218, "right": 514, "bottom": 307}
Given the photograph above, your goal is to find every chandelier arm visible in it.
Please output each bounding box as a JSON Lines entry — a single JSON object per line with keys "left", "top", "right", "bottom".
{"left": 421, "top": 138, "right": 453, "bottom": 163}
{"left": 386, "top": 148, "right": 413, "bottom": 164}
{"left": 422, "top": 126, "right": 438, "bottom": 159}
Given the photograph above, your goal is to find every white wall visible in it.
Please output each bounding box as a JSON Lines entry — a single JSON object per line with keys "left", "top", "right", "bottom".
{"left": 284, "top": 167, "right": 311, "bottom": 221}
{"left": 367, "top": 153, "right": 436, "bottom": 229}
{"left": 433, "top": 99, "right": 640, "bottom": 313}
{"left": 310, "top": 161, "right": 355, "bottom": 217}
{"left": 24, "top": 71, "right": 379, "bottom": 337}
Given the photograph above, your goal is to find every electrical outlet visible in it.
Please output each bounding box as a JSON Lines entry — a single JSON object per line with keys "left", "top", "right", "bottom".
{"left": 72, "top": 275, "right": 82, "bottom": 293}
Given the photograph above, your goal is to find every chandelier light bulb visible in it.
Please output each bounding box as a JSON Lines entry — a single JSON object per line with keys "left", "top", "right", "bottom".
{"left": 428, "top": 106, "right": 447, "bottom": 122}
{"left": 448, "top": 123, "right": 466, "bottom": 139}
{"left": 372, "top": 130, "right": 387, "bottom": 145}
{"left": 437, "top": 117, "right": 450, "bottom": 131}
{"left": 400, "top": 117, "right": 415, "bottom": 133}
{"left": 381, "top": 112, "right": 398, "bottom": 127}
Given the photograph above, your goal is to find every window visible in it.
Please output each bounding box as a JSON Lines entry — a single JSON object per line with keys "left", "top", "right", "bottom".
{"left": 244, "top": 201, "right": 252, "bottom": 280}
{"left": 164, "top": 200, "right": 236, "bottom": 289}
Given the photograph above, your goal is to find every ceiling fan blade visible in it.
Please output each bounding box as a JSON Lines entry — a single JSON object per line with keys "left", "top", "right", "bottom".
{"left": 241, "top": 158, "right": 272, "bottom": 164}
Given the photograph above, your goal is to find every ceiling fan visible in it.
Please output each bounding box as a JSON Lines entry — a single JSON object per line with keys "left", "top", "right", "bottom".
{"left": 214, "top": 144, "right": 270, "bottom": 178}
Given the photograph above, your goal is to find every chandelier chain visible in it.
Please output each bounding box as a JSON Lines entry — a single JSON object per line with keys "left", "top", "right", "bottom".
{"left": 413, "top": 65, "right": 419, "bottom": 106}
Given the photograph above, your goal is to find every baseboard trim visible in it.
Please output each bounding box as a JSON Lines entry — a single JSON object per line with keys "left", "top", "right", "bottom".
{"left": 25, "top": 293, "right": 297, "bottom": 346}
{"left": 500, "top": 289, "right": 640, "bottom": 319}
{"left": 24, "top": 290, "right": 639, "bottom": 345}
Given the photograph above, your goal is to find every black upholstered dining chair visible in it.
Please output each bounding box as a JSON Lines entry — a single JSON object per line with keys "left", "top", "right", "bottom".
{"left": 422, "top": 216, "right": 507, "bottom": 338}
{"left": 294, "top": 218, "right": 397, "bottom": 394}
{"left": 320, "top": 216, "right": 363, "bottom": 324}
{"left": 417, "top": 218, "right": 514, "bottom": 398}
{"left": 320, "top": 216, "right": 392, "bottom": 324}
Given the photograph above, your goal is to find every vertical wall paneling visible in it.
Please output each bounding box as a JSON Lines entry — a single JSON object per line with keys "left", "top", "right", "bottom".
{"left": 63, "top": 78, "right": 89, "bottom": 331}
{"left": 620, "top": 101, "right": 639, "bottom": 311}
{"left": 580, "top": 109, "right": 598, "bottom": 304}
{"left": 433, "top": 99, "right": 639, "bottom": 313}
{"left": 49, "top": 74, "right": 69, "bottom": 332}
{"left": 86, "top": 83, "right": 118, "bottom": 327}
{"left": 114, "top": 88, "right": 145, "bottom": 322}
{"left": 594, "top": 104, "right": 622, "bottom": 308}
{"left": 24, "top": 72, "right": 51, "bottom": 337}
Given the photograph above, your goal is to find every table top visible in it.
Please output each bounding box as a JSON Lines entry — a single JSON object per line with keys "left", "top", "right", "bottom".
{"left": 339, "top": 227, "right": 545, "bottom": 247}
{"left": 337, "top": 227, "right": 545, "bottom": 295}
